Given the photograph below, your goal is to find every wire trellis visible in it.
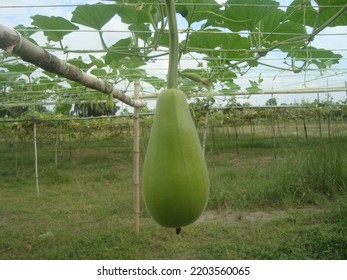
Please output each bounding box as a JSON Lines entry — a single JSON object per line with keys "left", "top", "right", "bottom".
{"left": 1, "top": 0, "right": 347, "bottom": 108}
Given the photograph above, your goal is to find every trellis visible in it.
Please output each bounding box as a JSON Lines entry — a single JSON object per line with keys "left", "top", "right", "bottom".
{"left": 0, "top": 113, "right": 143, "bottom": 233}
{"left": 1, "top": 1, "right": 347, "bottom": 233}
{"left": 1, "top": 101, "right": 346, "bottom": 234}
{"left": 0, "top": 19, "right": 148, "bottom": 232}
{"left": 2, "top": 103, "right": 346, "bottom": 189}
{"left": 1, "top": 2, "right": 347, "bottom": 107}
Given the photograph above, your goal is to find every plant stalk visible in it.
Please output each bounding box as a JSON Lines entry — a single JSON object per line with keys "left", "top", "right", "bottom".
{"left": 165, "top": 0, "right": 179, "bottom": 89}
{"left": 33, "top": 121, "right": 40, "bottom": 195}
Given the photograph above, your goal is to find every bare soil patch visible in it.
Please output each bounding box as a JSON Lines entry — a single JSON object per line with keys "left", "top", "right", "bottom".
{"left": 198, "top": 207, "right": 324, "bottom": 225}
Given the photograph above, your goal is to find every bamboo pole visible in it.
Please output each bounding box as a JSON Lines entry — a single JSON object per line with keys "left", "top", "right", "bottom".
{"left": 271, "top": 111, "right": 277, "bottom": 158}
{"left": 318, "top": 109, "right": 322, "bottom": 138}
{"left": 33, "top": 121, "right": 40, "bottom": 195}
{"left": 303, "top": 116, "right": 308, "bottom": 141}
{"left": 234, "top": 124, "right": 240, "bottom": 155}
{"left": 202, "top": 108, "right": 209, "bottom": 155}
{"left": 133, "top": 80, "right": 141, "bottom": 234}
{"left": 55, "top": 125, "right": 59, "bottom": 169}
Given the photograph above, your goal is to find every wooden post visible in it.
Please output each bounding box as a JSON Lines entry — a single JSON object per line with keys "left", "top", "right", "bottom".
{"left": 133, "top": 80, "right": 141, "bottom": 234}
{"left": 33, "top": 121, "right": 40, "bottom": 195}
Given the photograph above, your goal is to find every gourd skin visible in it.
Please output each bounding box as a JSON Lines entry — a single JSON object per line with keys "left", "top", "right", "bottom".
{"left": 106, "top": 94, "right": 114, "bottom": 110}
{"left": 143, "top": 89, "right": 209, "bottom": 228}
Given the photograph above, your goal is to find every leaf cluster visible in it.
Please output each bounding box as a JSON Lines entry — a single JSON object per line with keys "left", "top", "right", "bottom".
{"left": 1, "top": 0, "right": 346, "bottom": 116}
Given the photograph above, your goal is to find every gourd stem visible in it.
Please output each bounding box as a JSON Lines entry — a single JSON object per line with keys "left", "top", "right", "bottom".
{"left": 165, "top": 0, "right": 179, "bottom": 89}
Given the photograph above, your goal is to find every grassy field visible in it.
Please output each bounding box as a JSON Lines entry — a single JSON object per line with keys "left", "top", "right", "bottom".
{"left": 0, "top": 124, "right": 346, "bottom": 259}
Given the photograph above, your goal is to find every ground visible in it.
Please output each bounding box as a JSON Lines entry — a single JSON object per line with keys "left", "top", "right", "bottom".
{"left": 0, "top": 123, "right": 346, "bottom": 259}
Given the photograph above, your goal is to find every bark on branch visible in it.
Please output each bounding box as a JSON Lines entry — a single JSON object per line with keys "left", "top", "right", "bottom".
{"left": 0, "top": 23, "right": 145, "bottom": 108}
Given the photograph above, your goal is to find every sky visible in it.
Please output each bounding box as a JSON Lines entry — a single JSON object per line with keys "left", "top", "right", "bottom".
{"left": 1, "top": 0, "right": 347, "bottom": 109}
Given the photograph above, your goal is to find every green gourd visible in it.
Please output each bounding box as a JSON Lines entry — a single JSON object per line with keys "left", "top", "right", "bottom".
{"left": 179, "top": 72, "right": 209, "bottom": 86}
{"left": 106, "top": 93, "right": 114, "bottom": 110}
{"left": 143, "top": 88, "right": 209, "bottom": 229}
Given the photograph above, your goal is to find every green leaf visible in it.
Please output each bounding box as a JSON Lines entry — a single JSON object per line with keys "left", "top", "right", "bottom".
{"left": 31, "top": 15, "right": 79, "bottom": 42}
{"left": 154, "top": 31, "right": 170, "bottom": 48}
{"left": 206, "top": 58, "right": 238, "bottom": 84}
{"left": 261, "top": 9, "right": 307, "bottom": 51}
{"left": 129, "top": 23, "right": 152, "bottom": 42}
{"left": 110, "top": 56, "right": 146, "bottom": 75}
{"left": 221, "top": 33, "right": 252, "bottom": 60}
{"left": 4, "top": 63, "right": 36, "bottom": 77}
{"left": 114, "top": 2, "right": 152, "bottom": 25}
{"left": 68, "top": 56, "right": 92, "bottom": 71}
{"left": 105, "top": 37, "right": 136, "bottom": 65}
{"left": 71, "top": 3, "right": 118, "bottom": 30}
{"left": 143, "top": 76, "right": 166, "bottom": 90}
{"left": 288, "top": 47, "right": 342, "bottom": 70}
{"left": 286, "top": 0, "right": 318, "bottom": 27}
{"left": 220, "top": 81, "right": 240, "bottom": 93}
{"left": 14, "top": 24, "right": 39, "bottom": 39}
{"left": 122, "top": 68, "right": 146, "bottom": 82}
{"left": 315, "top": 0, "right": 347, "bottom": 27}
{"left": 187, "top": 29, "right": 227, "bottom": 50}
{"left": 0, "top": 70, "right": 22, "bottom": 82}
{"left": 54, "top": 103, "right": 72, "bottom": 115}
{"left": 187, "top": 29, "right": 251, "bottom": 60}
{"left": 89, "top": 55, "right": 106, "bottom": 69}
{"left": 288, "top": 0, "right": 347, "bottom": 28}
{"left": 246, "top": 80, "right": 262, "bottom": 93}
{"left": 221, "top": 0, "right": 280, "bottom": 31}
{"left": 31, "top": 77, "right": 55, "bottom": 91}
{"left": 224, "top": 81, "right": 241, "bottom": 92}
{"left": 212, "top": 68, "right": 238, "bottom": 85}
{"left": 176, "top": 0, "right": 222, "bottom": 25}
{"left": 90, "top": 68, "right": 107, "bottom": 78}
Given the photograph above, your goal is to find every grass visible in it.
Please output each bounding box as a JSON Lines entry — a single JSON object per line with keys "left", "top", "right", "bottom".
{"left": 0, "top": 128, "right": 347, "bottom": 259}
{"left": 207, "top": 138, "right": 347, "bottom": 209}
